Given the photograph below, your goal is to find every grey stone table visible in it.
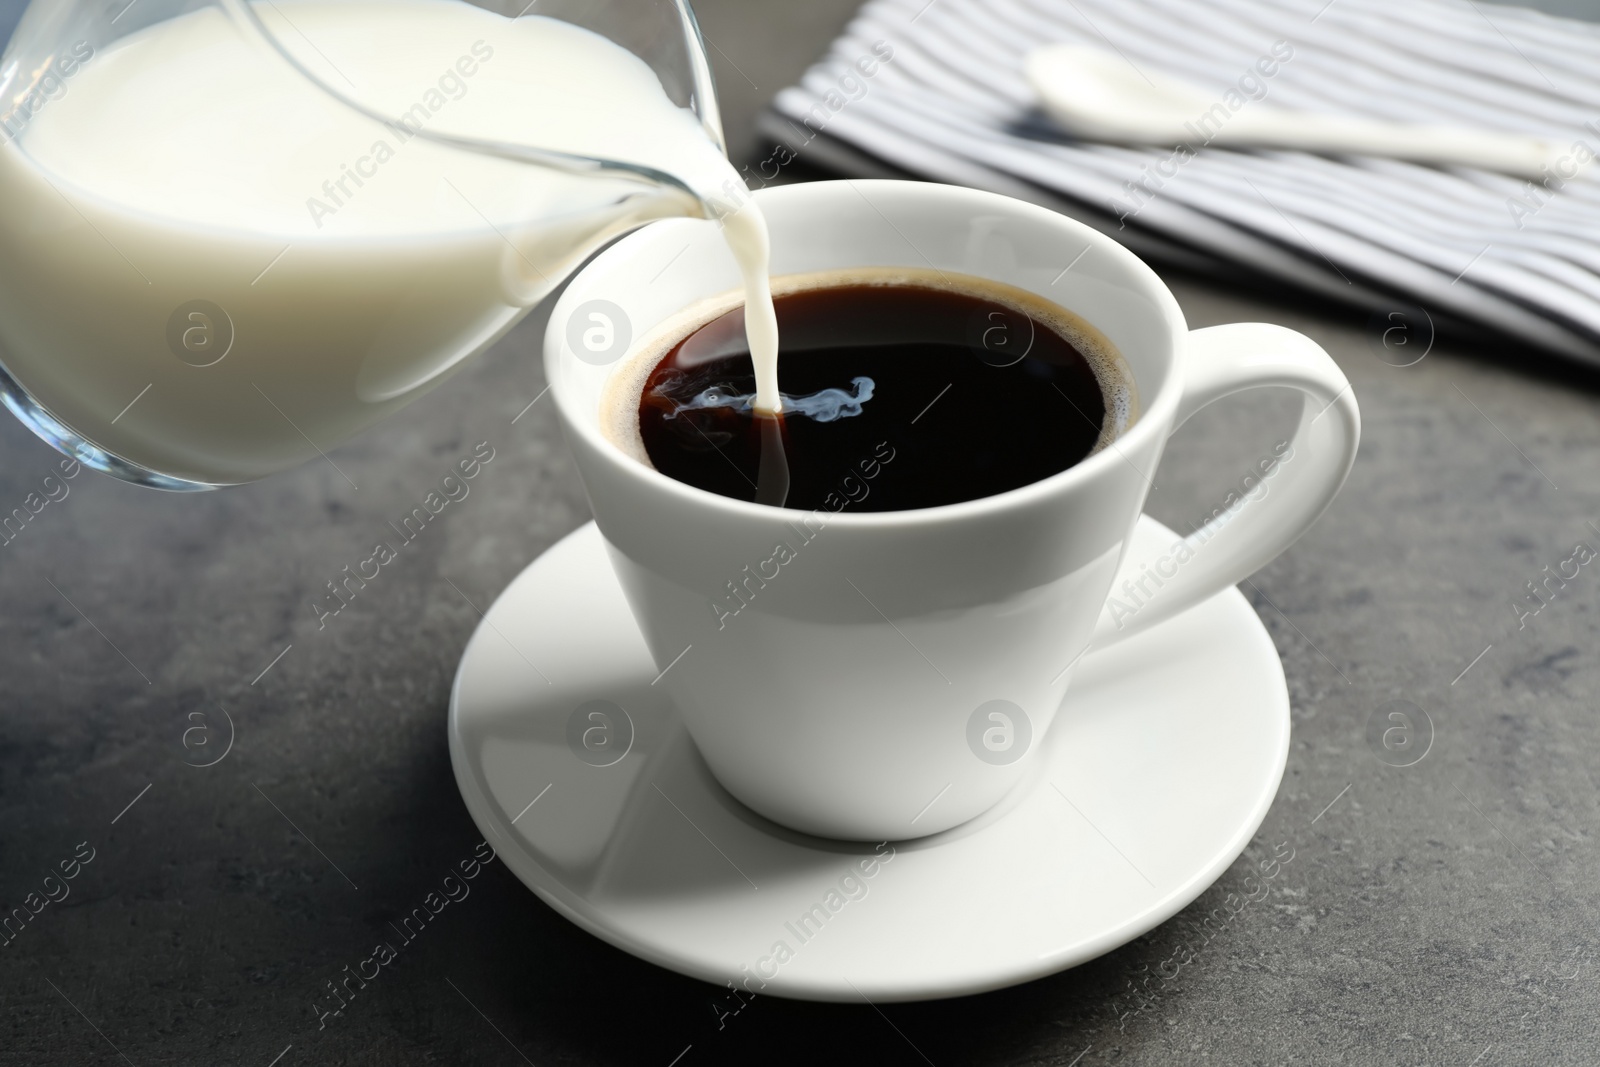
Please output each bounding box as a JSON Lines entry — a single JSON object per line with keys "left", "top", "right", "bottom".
{"left": 3, "top": 2, "right": 1599, "bottom": 1065}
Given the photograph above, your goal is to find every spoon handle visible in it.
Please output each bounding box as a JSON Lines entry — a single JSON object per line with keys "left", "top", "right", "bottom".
{"left": 1218, "top": 109, "right": 1558, "bottom": 178}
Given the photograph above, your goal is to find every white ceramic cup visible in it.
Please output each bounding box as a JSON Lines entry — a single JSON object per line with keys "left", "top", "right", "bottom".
{"left": 546, "top": 180, "right": 1359, "bottom": 841}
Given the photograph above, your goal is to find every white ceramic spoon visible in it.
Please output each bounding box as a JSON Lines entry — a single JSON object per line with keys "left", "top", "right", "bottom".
{"left": 1026, "top": 43, "right": 1564, "bottom": 178}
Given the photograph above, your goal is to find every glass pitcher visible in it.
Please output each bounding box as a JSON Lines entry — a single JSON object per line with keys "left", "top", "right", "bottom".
{"left": 0, "top": 0, "right": 733, "bottom": 489}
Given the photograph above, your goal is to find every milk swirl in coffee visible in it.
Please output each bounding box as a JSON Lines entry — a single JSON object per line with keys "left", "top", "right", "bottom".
{"left": 0, "top": 0, "right": 779, "bottom": 483}
{"left": 607, "top": 268, "right": 1136, "bottom": 511}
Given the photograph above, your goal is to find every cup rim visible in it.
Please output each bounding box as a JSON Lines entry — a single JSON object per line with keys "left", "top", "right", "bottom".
{"left": 546, "top": 179, "right": 1188, "bottom": 527}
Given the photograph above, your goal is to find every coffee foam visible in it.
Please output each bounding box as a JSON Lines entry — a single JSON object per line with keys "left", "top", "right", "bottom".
{"left": 600, "top": 266, "right": 1139, "bottom": 468}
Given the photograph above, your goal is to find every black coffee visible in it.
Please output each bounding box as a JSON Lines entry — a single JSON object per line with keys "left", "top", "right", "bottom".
{"left": 637, "top": 280, "right": 1114, "bottom": 512}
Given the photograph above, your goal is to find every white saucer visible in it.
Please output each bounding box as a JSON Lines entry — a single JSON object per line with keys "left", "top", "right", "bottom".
{"left": 447, "top": 518, "right": 1289, "bottom": 1002}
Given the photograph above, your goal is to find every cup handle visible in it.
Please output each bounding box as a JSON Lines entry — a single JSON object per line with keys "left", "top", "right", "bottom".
{"left": 1088, "top": 323, "right": 1361, "bottom": 650}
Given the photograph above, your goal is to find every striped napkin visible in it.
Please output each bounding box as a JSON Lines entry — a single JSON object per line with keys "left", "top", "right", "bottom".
{"left": 762, "top": 0, "right": 1600, "bottom": 364}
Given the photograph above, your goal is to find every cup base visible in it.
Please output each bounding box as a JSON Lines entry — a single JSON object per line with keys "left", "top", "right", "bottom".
{"left": 697, "top": 738, "right": 1042, "bottom": 844}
